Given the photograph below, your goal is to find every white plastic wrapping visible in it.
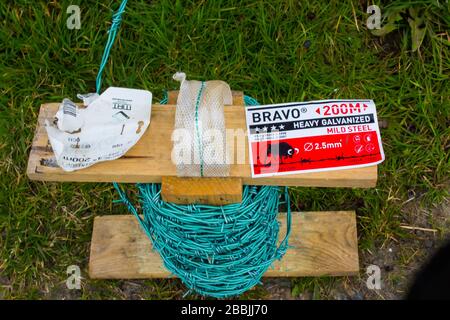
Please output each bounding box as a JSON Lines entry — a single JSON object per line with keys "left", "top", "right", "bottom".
{"left": 172, "top": 72, "right": 232, "bottom": 177}
{"left": 45, "top": 87, "right": 152, "bottom": 171}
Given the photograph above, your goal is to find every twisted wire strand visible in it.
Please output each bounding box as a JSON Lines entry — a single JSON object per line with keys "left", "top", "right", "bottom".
{"left": 95, "top": 0, "right": 128, "bottom": 94}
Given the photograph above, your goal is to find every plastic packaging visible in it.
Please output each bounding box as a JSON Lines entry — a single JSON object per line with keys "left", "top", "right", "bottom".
{"left": 173, "top": 72, "right": 232, "bottom": 177}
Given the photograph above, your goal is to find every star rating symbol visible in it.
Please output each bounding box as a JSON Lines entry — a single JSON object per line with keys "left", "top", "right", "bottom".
{"left": 254, "top": 124, "right": 285, "bottom": 133}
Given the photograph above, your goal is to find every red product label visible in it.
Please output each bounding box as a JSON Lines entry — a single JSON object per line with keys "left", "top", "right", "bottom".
{"left": 245, "top": 100, "right": 385, "bottom": 177}
{"left": 251, "top": 132, "right": 382, "bottom": 175}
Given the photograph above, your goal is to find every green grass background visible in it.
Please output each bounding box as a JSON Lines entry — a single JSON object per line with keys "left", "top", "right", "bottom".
{"left": 0, "top": 0, "right": 448, "bottom": 299}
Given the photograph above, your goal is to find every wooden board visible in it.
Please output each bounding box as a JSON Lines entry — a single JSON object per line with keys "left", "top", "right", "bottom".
{"left": 27, "top": 101, "right": 378, "bottom": 187}
{"left": 161, "top": 177, "right": 243, "bottom": 205}
{"left": 89, "top": 211, "right": 359, "bottom": 279}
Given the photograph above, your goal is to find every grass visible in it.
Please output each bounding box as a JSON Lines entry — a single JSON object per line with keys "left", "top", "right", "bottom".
{"left": 0, "top": 0, "right": 449, "bottom": 299}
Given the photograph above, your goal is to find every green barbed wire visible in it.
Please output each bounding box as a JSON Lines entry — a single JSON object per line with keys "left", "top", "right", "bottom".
{"left": 96, "top": 0, "right": 292, "bottom": 298}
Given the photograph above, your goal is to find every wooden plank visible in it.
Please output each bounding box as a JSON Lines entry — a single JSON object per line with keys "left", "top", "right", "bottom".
{"left": 161, "top": 177, "right": 243, "bottom": 205}
{"left": 89, "top": 211, "right": 359, "bottom": 279}
{"left": 27, "top": 102, "right": 378, "bottom": 187}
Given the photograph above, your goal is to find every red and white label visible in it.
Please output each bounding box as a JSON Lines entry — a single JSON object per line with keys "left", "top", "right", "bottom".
{"left": 245, "top": 100, "right": 385, "bottom": 177}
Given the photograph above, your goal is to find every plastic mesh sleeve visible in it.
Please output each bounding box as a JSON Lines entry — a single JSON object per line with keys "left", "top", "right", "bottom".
{"left": 172, "top": 72, "right": 232, "bottom": 177}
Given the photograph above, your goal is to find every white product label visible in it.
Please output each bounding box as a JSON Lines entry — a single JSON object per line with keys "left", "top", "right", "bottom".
{"left": 45, "top": 87, "right": 152, "bottom": 171}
